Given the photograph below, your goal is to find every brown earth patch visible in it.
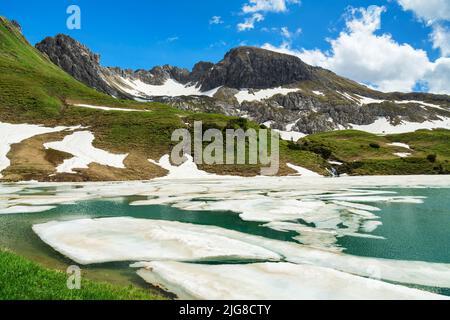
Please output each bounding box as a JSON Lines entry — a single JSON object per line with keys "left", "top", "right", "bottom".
{"left": 1, "top": 131, "right": 73, "bottom": 182}
{"left": 1, "top": 131, "right": 167, "bottom": 182}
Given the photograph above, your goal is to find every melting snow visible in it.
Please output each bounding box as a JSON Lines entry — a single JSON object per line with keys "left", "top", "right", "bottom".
{"left": 274, "top": 130, "right": 307, "bottom": 141}
{"left": 394, "top": 152, "right": 412, "bottom": 158}
{"left": 43, "top": 131, "right": 128, "bottom": 173}
{"left": 338, "top": 93, "right": 446, "bottom": 110}
{"left": 235, "top": 87, "right": 299, "bottom": 104}
{"left": 148, "top": 154, "right": 230, "bottom": 180}
{"left": 0, "top": 122, "right": 79, "bottom": 178}
{"left": 388, "top": 142, "right": 411, "bottom": 149}
{"left": 286, "top": 163, "right": 322, "bottom": 177}
{"left": 32, "top": 217, "right": 281, "bottom": 265}
{"left": 117, "top": 78, "right": 220, "bottom": 98}
{"left": 134, "top": 261, "right": 447, "bottom": 300}
{"left": 72, "top": 104, "right": 149, "bottom": 112}
{"left": 31, "top": 215, "right": 450, "bottom": 289}
{"left": 350, "top": 117, "right": 450, "bottom": 134}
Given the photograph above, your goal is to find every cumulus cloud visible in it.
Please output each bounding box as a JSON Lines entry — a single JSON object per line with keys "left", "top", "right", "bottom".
{"left": 424, "top": 57, "right": 450, "bottom": 94}
{"left": 397, "top": 0, "right": 450, "bottom": 23}
{"left": 431, "top": 24, "right": 450, "bottom": 56}
{"left": 238, "top": 13, "right": 265, "bottom": 31}
{"left": 263, "top": 6, "right": 433, "bottom": 92}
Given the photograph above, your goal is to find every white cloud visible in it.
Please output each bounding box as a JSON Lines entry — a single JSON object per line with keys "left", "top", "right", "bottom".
{"left": 210, "top": 16, "right": 223, "bottom": 25}
{"left": 238, "top": 13, "right": 265, "bottom": 31}
{"left": 242, "top": 0, "right": 300, "bottom": 14}
{"left": 431, "top": 24, "right": 450, "bottom": 56}
{"left": 424, "top": 57, "right": 450, "bottom": 94}
{"left": 263, "top": 6, "right": 433, "bottom": 92}
{"left": 238, "top": 0, "right": 300, "bottom": 31}
{"left": 397, "top": 0, "right": 450, "bottom": 23}
{"left": 280, "top": 26, "right": 301, "bottom": 39}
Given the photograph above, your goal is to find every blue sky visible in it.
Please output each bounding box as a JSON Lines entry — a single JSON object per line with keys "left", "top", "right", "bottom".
{"left": 1, "top": 1, "right": 449, "bottom": 94}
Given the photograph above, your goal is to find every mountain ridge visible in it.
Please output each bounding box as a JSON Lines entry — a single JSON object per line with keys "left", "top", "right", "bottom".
{"left": 35, "top": 34, "right": 450, "bottom": 135}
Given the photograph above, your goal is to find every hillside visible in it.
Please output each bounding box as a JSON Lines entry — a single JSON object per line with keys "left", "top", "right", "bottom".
{"left": 1, "top": 16, "right": 450, "bottom": 181}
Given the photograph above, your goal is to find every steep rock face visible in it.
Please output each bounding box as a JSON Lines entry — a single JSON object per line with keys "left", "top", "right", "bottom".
{"left": 36, "top": 34, "right": 122, "bottom": 96}
{"left": 198, "top": 47, "right": 316, "bottom": 91}
{"left": 190, "top": 62, "right": 214, "bottom": 83}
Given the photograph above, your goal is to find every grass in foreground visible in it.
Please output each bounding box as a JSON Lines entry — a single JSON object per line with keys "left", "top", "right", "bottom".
{"left": 0, "top": 250, "right": 165, "bottom": 300}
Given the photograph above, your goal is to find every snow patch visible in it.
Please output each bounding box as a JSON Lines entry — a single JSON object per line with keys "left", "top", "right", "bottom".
{"left": 0, "top": 122, "right": 78, "bottom": 178}
{"left": 117, "top": 78, "right": 220, "bottom": 98}
{"left": 274, "top": 130, "right": 307, "bottom": 141}
{"left": 394, "top": 152, "right": 412, "bottom": 158}
{"left": 149, "top": 154, "right": 228, "bottom": 180}
{"left": 44, "top": 131, "right": 128, "bottom": 173}
{"left": 388, "top": 142, "right": 411, "bottom": 149}
{"left": 235, "top": 87, "right": 299, "bottom": 104}
{"left": 286, "top": 163, "right": 322, "bottom": 177}
{"left": 73, "top": 104, "right": 149, "bottom": 112}
{"left": 350, "top": 117, "right": 450, "bottom": 134}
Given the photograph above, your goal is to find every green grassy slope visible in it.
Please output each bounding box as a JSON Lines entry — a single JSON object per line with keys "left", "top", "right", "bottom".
{"left": 0, "top": 250, "right": 165, "bottom": 300}
{"left": 295, "top": 129, "right": 450, "bottom": 175}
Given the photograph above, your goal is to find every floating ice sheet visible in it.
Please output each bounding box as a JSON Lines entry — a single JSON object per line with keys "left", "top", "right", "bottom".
{"left": 133, "top": 261, "right": 448, "bottom": 300}
{"left": 32, "top": 217, "right": 450, "bottom": 289}
{"left": 32, "top": 217, "right": 281, "bottom": 265}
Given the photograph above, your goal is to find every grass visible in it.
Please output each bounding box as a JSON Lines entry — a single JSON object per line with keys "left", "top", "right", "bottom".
{"left": 293, "top": 129, "right": 450, "bottom": 175}
{"left": 0, "top": 250, "right": 165, "bottom": 300}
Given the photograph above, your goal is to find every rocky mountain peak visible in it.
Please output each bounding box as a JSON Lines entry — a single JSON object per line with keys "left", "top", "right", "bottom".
{"left": 35, "top": 34, "right": 113, "bottom": 94}
{"left": 198, "top": 46, "right": 317, "bottom": 91}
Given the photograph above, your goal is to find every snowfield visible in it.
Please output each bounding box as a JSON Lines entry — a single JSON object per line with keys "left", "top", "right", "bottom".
{"left": 0, "top": 122, "right": 79, "bottom": 178}
{"left": 350, "top": 117, "right": 450, "bottom": 134}
{"left": 116, "top": 78, "right": 220, "bottom": 98}
{"left": 235, "top": 87, "right": 300, "bottom": 103}
{"left": 43, "top": 131, "right": 128, "bottom": 173}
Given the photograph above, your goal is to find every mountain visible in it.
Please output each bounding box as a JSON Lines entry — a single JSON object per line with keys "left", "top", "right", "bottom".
{"left": 36, "top": 34, "right": 450, "bottom": 135}
{"left": 1, "top": 16, "right": 450, "bottom": 182}
{"left": 0, "top": 17, "right": 284, "bottom": 181}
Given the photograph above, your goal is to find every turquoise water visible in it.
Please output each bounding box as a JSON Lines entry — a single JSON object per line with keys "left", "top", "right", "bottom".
{"left": 0, "top": 186, "right": 449, "bottom": 294}
{"left": 340, "top": 188, "right": 450, "bottom": 263}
